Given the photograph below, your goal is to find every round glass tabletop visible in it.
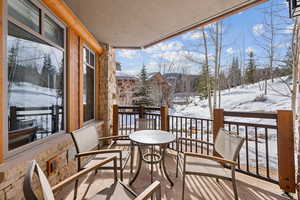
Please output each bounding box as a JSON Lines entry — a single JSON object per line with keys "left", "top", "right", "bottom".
{"left": 129, "top": 130, "right": 176, "bottom": 145}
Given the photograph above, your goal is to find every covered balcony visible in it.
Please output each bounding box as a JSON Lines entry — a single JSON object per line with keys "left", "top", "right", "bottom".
{"left": 0, "top": 0, "right": 298, "bottom": 199}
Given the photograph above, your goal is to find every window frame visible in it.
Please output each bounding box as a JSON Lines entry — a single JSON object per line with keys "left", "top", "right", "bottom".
{"left": 4, "top": 0, "right": 67, "bottom": 158}
{"left": 83, "top": 45, "right": 96, "bottom": 124}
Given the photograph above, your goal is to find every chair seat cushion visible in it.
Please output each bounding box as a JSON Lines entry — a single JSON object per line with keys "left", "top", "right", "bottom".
{"left": 90, "top": 181, "right": 136, "bottom": 200}
{"left": 184, "top": 154, "right": 232, "bottom": 179}
{"left": 83, "top": 151, "right": 130, "bottom": 169}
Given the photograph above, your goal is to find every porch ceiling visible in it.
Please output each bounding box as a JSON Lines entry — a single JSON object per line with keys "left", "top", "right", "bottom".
{"left": 62, "top": 0, "right": 265, "bottom": 48}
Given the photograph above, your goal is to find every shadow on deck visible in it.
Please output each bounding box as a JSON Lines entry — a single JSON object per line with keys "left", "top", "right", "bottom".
{"left": 57, "top": 150, "right": 293, "bottom": 200}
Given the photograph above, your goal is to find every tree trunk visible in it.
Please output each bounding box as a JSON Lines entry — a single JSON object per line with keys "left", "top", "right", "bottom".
{"left": 213, "top": 23, "right": 219, "bottom": 110}
{"left": 202, "top": 28, "right": 212, "bottom": 117}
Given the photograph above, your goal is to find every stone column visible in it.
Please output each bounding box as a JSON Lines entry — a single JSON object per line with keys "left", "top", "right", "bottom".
{"left": 98, "top": 43, "right": 117, "bottom": 137}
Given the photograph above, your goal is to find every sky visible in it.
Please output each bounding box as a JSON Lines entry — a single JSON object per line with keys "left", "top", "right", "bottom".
{"left": 115, "top": 0, "right": 294, "bottom": 76}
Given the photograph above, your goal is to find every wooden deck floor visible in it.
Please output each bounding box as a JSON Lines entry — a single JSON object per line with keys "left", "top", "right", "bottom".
{"left": 58, "top": 150, "right": 294, "bottom": 200}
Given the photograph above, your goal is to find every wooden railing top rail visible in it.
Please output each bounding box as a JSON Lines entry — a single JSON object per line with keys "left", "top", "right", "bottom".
{"left": 118, "top": 106, "right": 160, "bottom": 111}
{"left": 169, "top": 115, "right": 213, "bottom": 122}
{"left": 223, "top": 111, "right": 277, "bottom": 119}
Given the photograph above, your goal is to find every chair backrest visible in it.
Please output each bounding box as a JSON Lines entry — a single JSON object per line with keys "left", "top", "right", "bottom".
{"left": 23, "top": 160, "right": 55, "bottom": 200}
{"left": 71, "top": 125, "right": 99, "bottom": 153}
{"left": 214, "top": 128, "right": 245, "bottom": 161}
{"left": 135, "top": 118, "right": 156, "bottom": 131}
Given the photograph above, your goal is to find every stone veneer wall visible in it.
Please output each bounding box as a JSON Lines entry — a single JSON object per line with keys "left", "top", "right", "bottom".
{"left": 99, "top": 44, "right": 117, "bottom": 137}
{"left": 0, "top": 121, "right": 103, "bottom": 200}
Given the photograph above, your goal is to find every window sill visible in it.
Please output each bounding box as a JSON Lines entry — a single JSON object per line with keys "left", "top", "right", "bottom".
{"left": 2, "top": 132, "right": 71, "bottom": 167}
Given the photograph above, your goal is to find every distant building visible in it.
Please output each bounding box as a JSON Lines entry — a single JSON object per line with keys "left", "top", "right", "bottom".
{"left": 116, "top": 71, "right": 138, "bottom": 106}
{"left": 147, "top": 72, "right": 173, "bottom": 107}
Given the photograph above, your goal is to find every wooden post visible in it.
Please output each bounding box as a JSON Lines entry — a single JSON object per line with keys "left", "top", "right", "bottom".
{"left": 139, "top": 105, "right": 144, "bottom": 118}
{"left": 160, "top": 106, "right": 168, "bottom": 131}
{"left": 9, "top": 106, "right": 17, "bottom": 131}
{"left": 213, "top": 108, "right": 224, "bottom": 156}
{"left": 112, "top": 105, "right": 118, "bottom": 136}
{"left": 277, "top": 110, "right": 295, "bottom": 193}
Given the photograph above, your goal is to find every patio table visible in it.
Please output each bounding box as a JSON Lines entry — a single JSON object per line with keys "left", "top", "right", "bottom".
{"left": 129, "top": 130, "right": 176, "bottom": 186}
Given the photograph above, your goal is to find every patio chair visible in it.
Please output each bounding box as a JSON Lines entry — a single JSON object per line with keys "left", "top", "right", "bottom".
{"left": 177, "top": 128, "right": 244, "bottom": 200}
{"left": 23, "top": 156, "right": 161, "bottom": 200}
{"left": 70, "top": 126, "right": 131, "bottom": 198}
{"left": 106, "top": 118, "right": 157, "bottom": 174}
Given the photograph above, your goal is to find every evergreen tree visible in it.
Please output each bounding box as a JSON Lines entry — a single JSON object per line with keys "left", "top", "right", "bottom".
{"left": 245, "top": 51, "right": 257, "bottom": 84}
{"left": 197, "top": 63, "right": 213, "bottom": 99}
{"left": 228, "top": 57, "right": 241, "bottom": 87}
{"left": 132, "top": 65, "right": 153, "bottom": 106}
{"left": 280, "top": 46, "right": 293, "bottom": 76}
{"left": 41, "top": 54, "right": 55, "bottom": 88}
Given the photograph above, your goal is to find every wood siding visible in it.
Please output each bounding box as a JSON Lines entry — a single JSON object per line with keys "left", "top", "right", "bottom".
{"left": 66, "top": 28, "right": 80, "bottom": 132}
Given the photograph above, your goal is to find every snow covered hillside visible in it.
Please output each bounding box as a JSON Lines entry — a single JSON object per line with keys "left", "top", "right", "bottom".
{"left": 171, "top": 76, "right": 292, "bottom": 124}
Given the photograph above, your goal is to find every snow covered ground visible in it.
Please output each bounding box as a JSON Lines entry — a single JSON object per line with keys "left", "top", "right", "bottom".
{"left": 171, "top": 76, "right": 291, "bottom": 124}
{"left": 170, "top": 76, "right": 293, "bottom": 172}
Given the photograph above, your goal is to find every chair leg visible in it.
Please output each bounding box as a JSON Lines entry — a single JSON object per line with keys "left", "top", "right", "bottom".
{"left": 232, "top": 178, "right": 239, "bottom": 200}
{"left": 130, "top": 145, "right": 134, "bottom": 174}
{"left": 182, "top": 173, "right": 186, "bottom": 200}
{"left": 73, "top": 179, "right": 78, "bottom": 200}
{"left": 120, "top": 168, "right": 123, "bottom": 181}
{"left": 176, "top": 153, "right": 179, "bottom": 178}
{"left": 182, "top": 154, "right": 186, "bottom": 200}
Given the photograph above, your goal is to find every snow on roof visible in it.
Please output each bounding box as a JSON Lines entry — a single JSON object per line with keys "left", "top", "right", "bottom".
{"left": 116, "top": 71, "right": 138, "bottom": 80}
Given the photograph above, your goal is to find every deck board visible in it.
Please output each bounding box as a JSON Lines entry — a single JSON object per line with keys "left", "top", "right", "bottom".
{"left": 57, "top": 149, "right": 293, "bottom": 200}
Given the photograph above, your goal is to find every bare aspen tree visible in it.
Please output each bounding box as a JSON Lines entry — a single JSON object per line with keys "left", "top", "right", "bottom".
{"left": 291, "top": 18, "right": 299, "bottom": 118}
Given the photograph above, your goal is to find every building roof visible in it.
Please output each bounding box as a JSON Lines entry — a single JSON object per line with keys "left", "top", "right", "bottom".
{"left": 116, "top": 71, "right": 138, "bottom": 80}
{"left": 62, "top": 0, "right": 265, "bottom": 48}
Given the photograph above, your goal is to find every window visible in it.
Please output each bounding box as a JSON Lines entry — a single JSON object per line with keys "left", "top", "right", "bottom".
{"left": 44, "top": 15, "right": 64, "bottom": 47}
{"left": 7, "top": 0, "right": 65, "bottom": 150}
{"left": 8, "top": 0, "right": 40, "bottom": 33}
{"left": 83, "top": 47, "right": 95, "bottom": 122}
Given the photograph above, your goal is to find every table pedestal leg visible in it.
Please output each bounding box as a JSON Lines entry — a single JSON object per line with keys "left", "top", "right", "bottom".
{"left": 129, "top": 145, "right": 142, "bottom": 185}
{"left": 161, "top": 145, "right": 174, "bottom": 186}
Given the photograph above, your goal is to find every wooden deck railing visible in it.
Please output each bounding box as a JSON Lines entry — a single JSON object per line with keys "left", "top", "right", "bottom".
{"left": 9, "top": 105, "right": 64, "bottom": 137}
{"left": 112, "top": 105, "right": 295, "bottom": 194}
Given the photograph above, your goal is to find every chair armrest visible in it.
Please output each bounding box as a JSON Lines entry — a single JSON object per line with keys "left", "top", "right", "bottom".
{"left": 52, "top": 156, "right": 117, "bottom": 192}
{"left": 75, "top": 149, "right": 122, "bottom": 158}
{"left": 98, "top": 135, "right": 129, "bottom": 141}
{"left": 177, "top": 137, "right": 213, "bottom": 146}
{"left": 134, "top": 181, "right": 161, "bottom": 200}
{"left": 184, "top": 152, "right": 237, "bottom": 166}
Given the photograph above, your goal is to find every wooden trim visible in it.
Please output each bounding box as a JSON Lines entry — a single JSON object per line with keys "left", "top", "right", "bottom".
{"left": 277, "top": 110, "right": 296, "bottom": 193}
{"left": 41, "top": 0, "right": 102, "bottom": 54}
{"left": 223, "top": 111, "right": 277, "bottom": 119}
{"left": 66, "top": 28, "right": 80, "bottom": 132}
{"left": 95, "top": 52, "right": 100, "bottom": 120}
{"left": 160, "top": 106, "right": 168, "bottom": 131}
{"left": 78, "top": 38, "right": 84, "bottom": 127}
{"left": 112, "top": 105, "right": 118, "bottom": 136}
{"left": 0, "top": 0, "right": 4, "bottom": 163}
{"left": 143, "top": 0, "right": 267, "bottom": 48}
